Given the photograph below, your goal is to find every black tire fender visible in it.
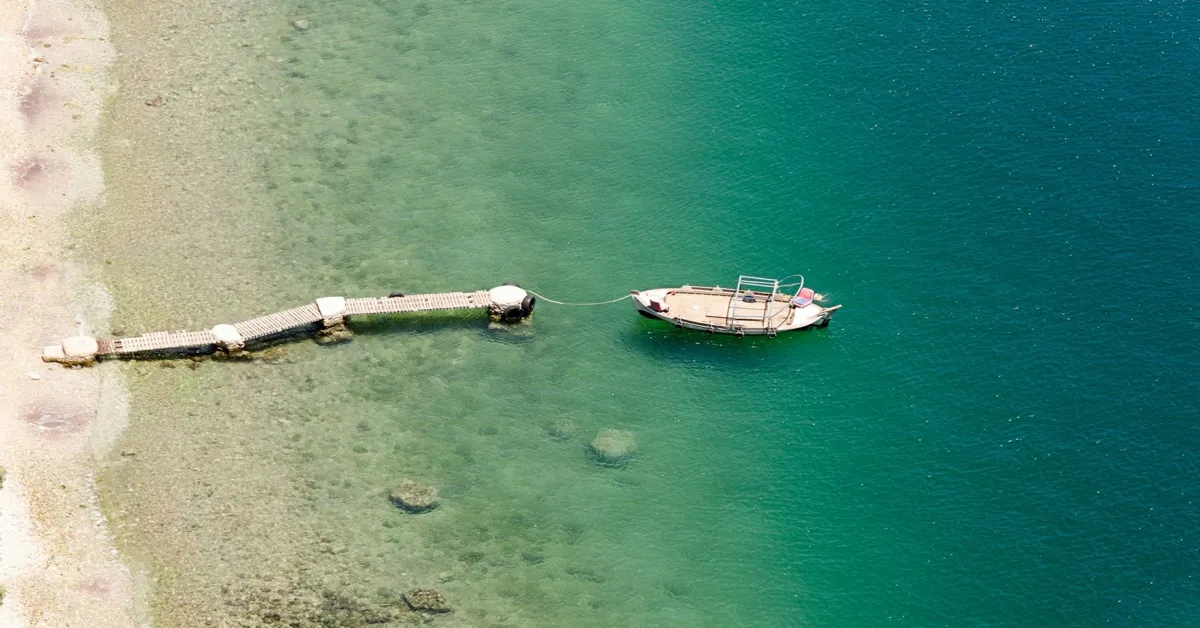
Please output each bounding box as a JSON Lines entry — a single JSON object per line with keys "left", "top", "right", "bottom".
{"left": 520, "top": 294, "right": 536, "bottom": 317}
{"left": 501, "top": 305, "right": 523, "bottom": 320}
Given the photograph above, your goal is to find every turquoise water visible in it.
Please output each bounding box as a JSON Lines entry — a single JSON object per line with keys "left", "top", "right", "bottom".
{"left": 94, "top": 0, "right": 1199, "bottom": 625}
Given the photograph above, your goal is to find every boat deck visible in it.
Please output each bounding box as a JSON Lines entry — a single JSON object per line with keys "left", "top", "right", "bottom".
{"left": 663, "top": 289, "right": 793, "bottom": 329}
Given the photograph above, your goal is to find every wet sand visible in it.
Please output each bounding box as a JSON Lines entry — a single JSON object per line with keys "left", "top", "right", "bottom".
{"left": 0, "top": 1, "right": 141, "bottom": 627}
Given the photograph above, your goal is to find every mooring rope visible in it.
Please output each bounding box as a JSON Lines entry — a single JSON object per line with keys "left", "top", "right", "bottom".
{"left": 527, "top": 291, "right": 632, "bottom": 306}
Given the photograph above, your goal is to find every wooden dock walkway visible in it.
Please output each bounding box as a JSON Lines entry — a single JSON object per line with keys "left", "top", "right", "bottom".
{"left": 344, "top": 291, "right": 490, "bottom": 317}
{"left": 44, "top": 286, "right": 528, "bottom": 365}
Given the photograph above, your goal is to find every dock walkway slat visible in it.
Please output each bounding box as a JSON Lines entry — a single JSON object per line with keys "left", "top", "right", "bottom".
{"left": 235, "top": 304, "right": 323, "bottom": 340}
{"left": 345, "top": 290, "right": 490, "bottom": 316}
{"left": 109, "top": 330, "right": 217, "bottom": 355}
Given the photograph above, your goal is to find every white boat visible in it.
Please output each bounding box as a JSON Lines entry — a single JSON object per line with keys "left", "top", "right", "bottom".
{"left": 631, "top": 275, "right": 841, "bottom": 337}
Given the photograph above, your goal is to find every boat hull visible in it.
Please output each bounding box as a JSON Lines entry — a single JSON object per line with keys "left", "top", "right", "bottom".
{"left": 630, "top": 287, "right": 840, "bottom": 336}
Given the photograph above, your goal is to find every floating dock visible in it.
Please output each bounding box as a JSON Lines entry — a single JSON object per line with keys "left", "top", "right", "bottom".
{"left": 43, "top": 285, "right": 536, "bottom": 365}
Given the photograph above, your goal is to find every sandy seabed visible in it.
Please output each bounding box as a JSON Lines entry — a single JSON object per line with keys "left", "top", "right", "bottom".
{"left": 0, "top": 1, "right": 140, "bottom": 626}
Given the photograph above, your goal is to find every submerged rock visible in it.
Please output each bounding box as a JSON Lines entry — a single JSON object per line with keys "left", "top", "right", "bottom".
{"left": 315, "top": 323, "right": 353, "bottom": 345}
{"left": 520, "top": 551, "right": 545, "bottom": 564}
{"left": 565, "top": 565, "right": 607, "bottom": 583}
{"left": 224, "top": 581, "right": 402, "bottom": 627}
{"left": 545, "top": 419, "right": 576, "bottom": 442}
{"left": 588, "top": 429, "right": 636, "bottom": 467}
{"left": 403, "top": 588, "right": 451, "bottom": 614}
{"left": 291, "top": 18, "right": 310, "bottom": 31}
{"left": 458, "top": 550, "right": 485, "bottom": 565}
{"left": 389, "top": 480, "right": 440, "bottom": 513}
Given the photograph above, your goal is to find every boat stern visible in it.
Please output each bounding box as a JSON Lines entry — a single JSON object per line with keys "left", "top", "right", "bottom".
{"left": 787, "top": 301, "right": 843, "bottom": 330}
{"left": 816, "top": 304, "right": 842, "bottom": 327}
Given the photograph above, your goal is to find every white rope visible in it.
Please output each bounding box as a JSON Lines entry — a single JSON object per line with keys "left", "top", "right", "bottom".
{"left": 527, "top": 291, "right": 632, "bottom": 307}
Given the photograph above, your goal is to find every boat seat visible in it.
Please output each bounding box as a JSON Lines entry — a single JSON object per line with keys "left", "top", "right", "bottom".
{"left": 791, "top": 288, "right": 815, "bottom": 307}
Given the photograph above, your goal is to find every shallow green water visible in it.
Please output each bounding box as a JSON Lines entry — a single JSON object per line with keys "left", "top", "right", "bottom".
{"left": 93, "top": 0, "right": 1199, "bottom": 625}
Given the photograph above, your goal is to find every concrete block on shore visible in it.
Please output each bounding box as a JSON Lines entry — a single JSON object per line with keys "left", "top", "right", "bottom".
{"left": 43, "top": 336, "right": 100, "bottom": 366}
{"left": 42, "top": 345, "right": 66, "bottom": 362}
{"left": 62, "top": 336, "right": 99, "bottom": 358}
{"left": 316, "top": 296, "right": 347, "bottom": 327}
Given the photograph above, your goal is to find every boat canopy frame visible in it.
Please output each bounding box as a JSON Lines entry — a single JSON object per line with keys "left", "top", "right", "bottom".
{"left": 727, "top": 274, "right": 806, "bottom": 329}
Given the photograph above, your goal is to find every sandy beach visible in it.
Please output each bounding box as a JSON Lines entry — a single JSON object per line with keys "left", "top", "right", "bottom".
{"left": 0, "top": 1, "right": 139, "bottom": 626}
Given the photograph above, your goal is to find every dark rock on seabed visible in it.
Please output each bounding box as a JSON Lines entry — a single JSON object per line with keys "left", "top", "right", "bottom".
{"left": 545, "top": 418, "right": 576, "bottom": 442}
{"left": 388, "top": 479, "right": 441, "bottom": 513}
{"left": 403, "top": 588, "right": 452, "bottom": 614}
{"left": 588, "top": 429, "right": 636, "bottom": 467}
{"left": 223, "top": 582, "right": 414, "bottom": 627}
